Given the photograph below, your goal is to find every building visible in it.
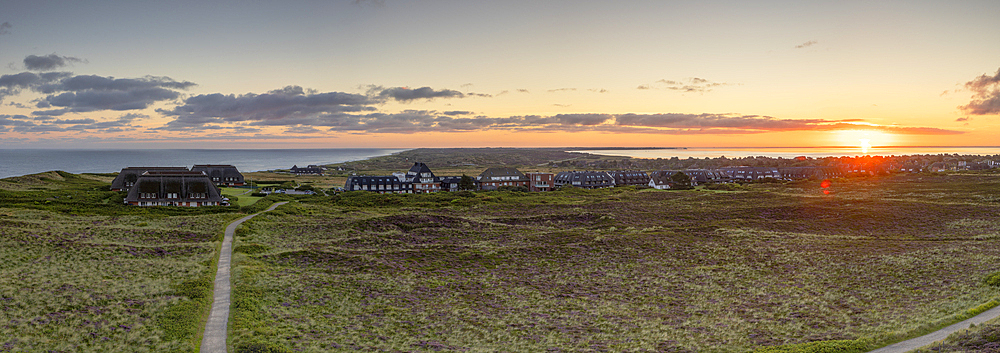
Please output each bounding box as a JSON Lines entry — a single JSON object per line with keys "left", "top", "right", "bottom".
{"left": 607, "top": 170, "right": 650, "bottom": 187}
{"left": 553, "top": 171, "right": 614, "bottom": 189}
{"left": 720, "top": 167, "right": 781, "bottom": 181}
{"left": 478, "top": 167, "right": 529, "bottom": 190}
{"left": 777, "top": 166, "right": 843, "bottom": 180}
{"left": 290, "top": 165, "right": 324, "bottom": 175}
{"left": 525, "top": 172, "right": 554, "bottom": 192}
{"left": 405, "top": 162, "right": 441, "bottom": 193}
{"left": 344, "top": 175, "right": 413, "bottom": 194}
{"left": 683, "top": 169, "right": 729, "bottom": 185}
{"left": 439, "top": 176, "right": 463, "bottom": 192}
{"left": 111, "top": 167, "right": 189, "bottom": 191}
{"left": 191, "top": 165, "right": 245, "bottom": 186}
{"left": 124, "top": 171, "right": 225, "bottom": 207}
{"left": 648, "top": 170, "right": 689, "bottom": 189}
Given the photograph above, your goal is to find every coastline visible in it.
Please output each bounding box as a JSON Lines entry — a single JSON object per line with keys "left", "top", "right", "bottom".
{"left": 0, "top": 148, "right": 408, "bottom": 179}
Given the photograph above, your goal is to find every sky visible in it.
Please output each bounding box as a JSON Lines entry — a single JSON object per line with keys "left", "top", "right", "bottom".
{"left": 1, "top": 0, "right": 999, "bottom": 149}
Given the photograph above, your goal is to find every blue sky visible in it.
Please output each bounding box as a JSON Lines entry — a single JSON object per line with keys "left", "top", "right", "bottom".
{"left": 1, "top": 0, "right": 999, "bottom": 148}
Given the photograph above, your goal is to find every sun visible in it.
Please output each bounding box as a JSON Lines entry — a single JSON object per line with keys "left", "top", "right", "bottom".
{"left": 833, "top": 130, "right": 894, "bottom": 153}
{"left": 859, "top": 138, "right": 872, "bottom": 153}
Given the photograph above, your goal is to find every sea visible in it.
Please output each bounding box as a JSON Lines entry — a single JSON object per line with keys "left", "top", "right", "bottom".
{"left": 3, "top": 146, "right": 1000, "bottom": 179}
{"left": 571, "top": 146, "right": 1000, "bottom": 160}
{"left": 0, "top": 148, "right": 406, "bottom": 179}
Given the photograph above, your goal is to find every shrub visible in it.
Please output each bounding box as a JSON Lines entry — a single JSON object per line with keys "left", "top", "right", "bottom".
{"left": 754, "top": 339, "right": 870, "bottom": 353}
{"left": 985, "top": 271, "right": 1000, "bottom": 286}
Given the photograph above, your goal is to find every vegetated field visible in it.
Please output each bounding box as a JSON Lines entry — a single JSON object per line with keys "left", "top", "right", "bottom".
{"left": 230, "top": 173, "right": 1000, "bottom": 352}
{"left": 0, "top": 171, "right": 245, "bottom": 352}
{"left": 222, "top": 187, "right": 263, "bottom": 207}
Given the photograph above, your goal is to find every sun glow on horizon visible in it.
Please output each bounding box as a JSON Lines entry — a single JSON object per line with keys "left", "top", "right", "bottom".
{"left": 833, "top": 130, "right": 895, "bottom": 153}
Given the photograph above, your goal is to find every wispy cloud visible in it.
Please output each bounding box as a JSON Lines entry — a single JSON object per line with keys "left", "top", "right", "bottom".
{"left": 795, "top": 40, "right": 818, "bottom": 49}
{"left": 547, "top": 88, "right": 576, "bottom": 93}
{"left": 0, "top": 22, "right": 11, "bottom": 35}
{"left": 639, "top": 77, "right": 734, "bottom": 93}
{"left": 960, "top": 67, "right": 1000, "bottom": 115}
{"left": 0, "top": 113, "right": 146, "bottom": 133}
{"left": 24, "top": 54, "right": 87, "bottom": 71}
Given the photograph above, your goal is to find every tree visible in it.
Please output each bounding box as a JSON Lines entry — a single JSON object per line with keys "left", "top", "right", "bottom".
{"left": 458, "top": 174, "right": 477, "bottom": 190}
{"left": 670, "top": 171, "right": 692, "bottom": 189}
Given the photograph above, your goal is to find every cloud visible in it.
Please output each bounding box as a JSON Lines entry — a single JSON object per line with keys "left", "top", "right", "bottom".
{"left": 0, "top": 22, "right": 10, "bottom": 35}
{"left": 795, "top": 40, "right": 818, "bottom": 49}
{"left": 0, "top": 113, "right": 145, "bottom": 133}
{"left": 158, "top": 85, "right": 374, "bottom": 130}
{"left": 146, "top": 85, "right": 963, "bottom": 137}
{"left": 547, "top": 88, "right": 576, "bottom": 92}
{"left": 0, "top": 71, "right": 195, "bottom": 112}
{"left": 638, "top": 78, "right": 733, "bottom": 93}
{"left": 517, "top": 89, "right": 530, "bottom": 93}
{"left": 24, "top": 54, "right": 87, "bottom": 71}
{"left": 0, "top": 71, "right": 72, "bottom": 101}
{"left": 372, "top": 86, "right": 465, "bottom": 101}
{"left": 285, "top": 126, "right": 321, "bottom": 134}
{"left": 960, "top": 67, "right": 1000, "bottom": 115}
{"left": 588, "top": 88, "right": 608, "bottom": 93}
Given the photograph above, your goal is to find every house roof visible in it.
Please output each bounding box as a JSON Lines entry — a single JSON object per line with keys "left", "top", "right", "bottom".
{"left": 478, "top": 167, "right": 527, "bottom": 180}
{"left": 191, "top": 164, "right": 244, "bottom": 182}
{"left": 407, "top": 162, "right": 433, "bottom": 175}
{"left": 111, "top": 167, "right": 189, "bottom": 190}
{"left": 124, "top": 172, "right": 224, "bottom": 204}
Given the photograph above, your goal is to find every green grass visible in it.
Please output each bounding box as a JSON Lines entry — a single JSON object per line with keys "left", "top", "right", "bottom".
{"left": 227, "top": 173, "right": 1000, "bottom": 352}
{"left": 0, "top": 172, "right": 247, "bottom": 352}
{"left": 6, "top": 171, "right": 1000, "bottom": 352}
{"left": 221, "top": 188, "right": 264, "bottom": 207}
{"left": 0, "top": 208, "right": 241, "bottom": 352}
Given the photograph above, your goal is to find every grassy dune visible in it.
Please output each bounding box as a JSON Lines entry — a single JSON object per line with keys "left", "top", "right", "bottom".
{"left": 0, "top": 172, "right": 245, "bottom": 352}
{"left": 228, "top": 174, "right": 1000, "bottom": 352}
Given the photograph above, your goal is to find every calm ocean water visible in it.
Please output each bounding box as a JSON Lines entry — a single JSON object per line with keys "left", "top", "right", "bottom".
{"left": 574, "top": 146, "right": 1000, "bottom": 160}
{"left": 0, "top": 149, "right": 406, "bottom": 179}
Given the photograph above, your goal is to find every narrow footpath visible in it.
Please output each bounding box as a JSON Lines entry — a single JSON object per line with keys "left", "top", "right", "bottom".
{"left": 200, "top": 201, "right": 290, "bottom": 353}
{"left": 868, "top": 304, "right": 1000, "bottom": 353}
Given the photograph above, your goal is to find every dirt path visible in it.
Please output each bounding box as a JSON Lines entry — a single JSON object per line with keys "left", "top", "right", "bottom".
{"left": 868, "top": 304, "right": 1000, "bottom": 353}
{"left": 200, "top": 201, "right": 290, "bottom": 353}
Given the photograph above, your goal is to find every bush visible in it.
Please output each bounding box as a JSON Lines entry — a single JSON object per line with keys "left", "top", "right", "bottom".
{"left": 704, "top": 183, "right": 745, "bottom": 191}
{"left": 985, "top": 272, "right": 1000, "bottom": 286}
{"left": 754, "top": 339, "right": 870, "bottom": 353}
{"left": 497, "top": 185, "right": 529, "bottom": 192}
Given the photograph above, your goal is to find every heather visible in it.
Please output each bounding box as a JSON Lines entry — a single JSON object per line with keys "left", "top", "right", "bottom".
{"left": 230, "top": 173, "right": 1000, "bottom": 352}
{"left": 0, "top": 172, "right": 245, "bottom": 352}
